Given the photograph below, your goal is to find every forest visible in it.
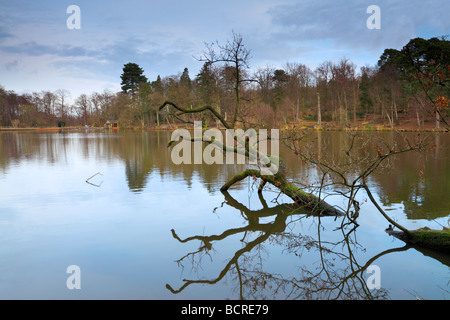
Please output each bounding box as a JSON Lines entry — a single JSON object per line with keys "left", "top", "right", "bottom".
{"left": 0, "top": 35, "right": 448, "bottom": 131}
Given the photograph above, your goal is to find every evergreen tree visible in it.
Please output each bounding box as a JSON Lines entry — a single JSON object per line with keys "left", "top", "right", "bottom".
{"left": 272, "top": 69, "right": 288, "bottom": 109}
{"left": 120, "top": 62, "right": 148, "bottom": 94}
{"left": 195, "top": 62, "right": 216, "bottom": 105}
{"left": 151, "top": 75, "right": 163, "bottom": 94}
{"left": 180, "top": 67, "right": 192, "bottom": 90}
{"left": 359, "top": 71, "right": 373, "bottom": 114}
{"left": 378, "top": 36, "right": 450, "bottom": 128}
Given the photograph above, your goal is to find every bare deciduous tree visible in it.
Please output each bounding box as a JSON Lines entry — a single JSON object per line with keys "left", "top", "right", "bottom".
{"left": 55, "top": 89, "right": 71, "bottom": 119}
{"left": 199, "top": 31, "right": 254, "bottom": 127}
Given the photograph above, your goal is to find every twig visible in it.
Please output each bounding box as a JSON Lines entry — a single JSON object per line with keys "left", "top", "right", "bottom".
{"left": 86, "top": 172, "right": 103, "bottom": 187}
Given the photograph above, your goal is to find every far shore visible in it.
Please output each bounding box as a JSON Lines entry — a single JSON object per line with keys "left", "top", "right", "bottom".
{"left": 0, "top": 121, "right": 448, "bottom": 133}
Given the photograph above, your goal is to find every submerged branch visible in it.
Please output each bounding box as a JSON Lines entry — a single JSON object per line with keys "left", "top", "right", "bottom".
{"left": 220, "top": 168, "right": 343, "bottom": 216}
{"left": 85, "top": 172, "right": 103, "bottom": 188}
{"left": 386, "top": 228, "right": 450, "bottom": 253}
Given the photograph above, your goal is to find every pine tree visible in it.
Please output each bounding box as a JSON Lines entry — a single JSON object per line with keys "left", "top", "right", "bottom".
{"left": 180, "top": 68, "right": 192, "bottom": 90}
{"left": 120, "top": 62, "right": 148, "bottom": 94}
{"left": 195, "top": 62, "right": 216, "bottom": 105}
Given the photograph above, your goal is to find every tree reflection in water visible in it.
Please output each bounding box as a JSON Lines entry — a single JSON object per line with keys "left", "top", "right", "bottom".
{"left": 166, "top": 190, "right": 402, "bottom": 300}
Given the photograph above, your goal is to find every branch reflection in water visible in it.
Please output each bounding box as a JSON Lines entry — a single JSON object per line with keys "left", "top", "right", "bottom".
{"left": 166, "top": 190, "right": 403, "bottom": 300}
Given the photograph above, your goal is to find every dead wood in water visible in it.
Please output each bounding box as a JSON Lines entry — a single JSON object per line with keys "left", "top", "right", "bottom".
{"left": 86, "top": 172, "right": 103, "bottom": 187}
{"left": 386, "top": 227, "right": 450, "bottom": 253}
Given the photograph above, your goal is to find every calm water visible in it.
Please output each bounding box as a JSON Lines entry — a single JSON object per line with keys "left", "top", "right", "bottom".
{"left": 0, "top": 130, "right": 449, "bottom": 300}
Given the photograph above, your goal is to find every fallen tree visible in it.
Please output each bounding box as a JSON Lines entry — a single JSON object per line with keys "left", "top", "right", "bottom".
{"left": 159, "top": 100, "right": 343, "bottom": 217}
{"left": 386, "top": 227, "right": 450, "bottom": 253}
{"left": 220, "top": 167, "right": 342, "bottom": 216}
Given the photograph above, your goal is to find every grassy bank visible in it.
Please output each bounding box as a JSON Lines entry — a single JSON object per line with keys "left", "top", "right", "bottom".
{"left": 1, "top": 119, "right": 448, "bottom": 133}
{"left": 0, "top": 126, "right": 80, "bottom": 131}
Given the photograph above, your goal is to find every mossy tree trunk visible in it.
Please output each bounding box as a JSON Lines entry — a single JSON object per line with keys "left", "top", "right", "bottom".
{"left": 386, "top": 228, "right": 450, "bottom": 253}
{"left": 220, "top": 168, "right": 342, "bottom": 216}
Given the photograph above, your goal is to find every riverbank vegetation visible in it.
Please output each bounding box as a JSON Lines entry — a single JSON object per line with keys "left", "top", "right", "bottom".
{"left": 1, "top": 35, "right": 448, "bottom": 132}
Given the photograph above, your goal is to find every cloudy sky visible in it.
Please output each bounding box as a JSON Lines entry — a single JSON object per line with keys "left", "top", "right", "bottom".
{"left": 0, "top": 0, "right": 448, "bottom": 102}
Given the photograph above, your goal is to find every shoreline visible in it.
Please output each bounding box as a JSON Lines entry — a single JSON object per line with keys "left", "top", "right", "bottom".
{"left": 0, "top": 123, "right": 448, "bottom": 133}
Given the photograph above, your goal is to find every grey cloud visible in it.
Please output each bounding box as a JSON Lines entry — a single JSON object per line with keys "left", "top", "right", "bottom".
{"left": 0, "top": 41, "right": 94, "bottom": 57}
{"left": 0, "top": 29, "right": 14, "bottom": 41}
{"left": 5, "top": 60, "right": 20, "bottom": 71}
{"left": 0, "top": 41, "right": 53, "bottom": 56}
{"left": 99, "top": 34, "right": 201, "bottom": 77}
{"left": 0, "top": 14, "right": 15, "bottom": 42}
{"left": 267, "top": 0, "right": 450, "bottom": 50}
{"left": 58, "top": 46, "right": 90, "bottom": 57}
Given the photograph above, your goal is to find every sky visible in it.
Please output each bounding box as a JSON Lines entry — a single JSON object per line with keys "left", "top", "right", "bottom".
{"left": 0, "top": 0, "right": 449, "bottom": 102}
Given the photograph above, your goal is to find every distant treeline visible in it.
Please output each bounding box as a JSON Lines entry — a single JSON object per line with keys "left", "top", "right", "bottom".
{"left": 1, "top": 36, "right": 448, "bottom": 129}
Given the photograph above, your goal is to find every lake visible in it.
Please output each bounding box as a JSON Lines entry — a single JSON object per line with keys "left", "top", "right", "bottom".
{"left": 0, "top": 129, "right": 449, "bottom": 300}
